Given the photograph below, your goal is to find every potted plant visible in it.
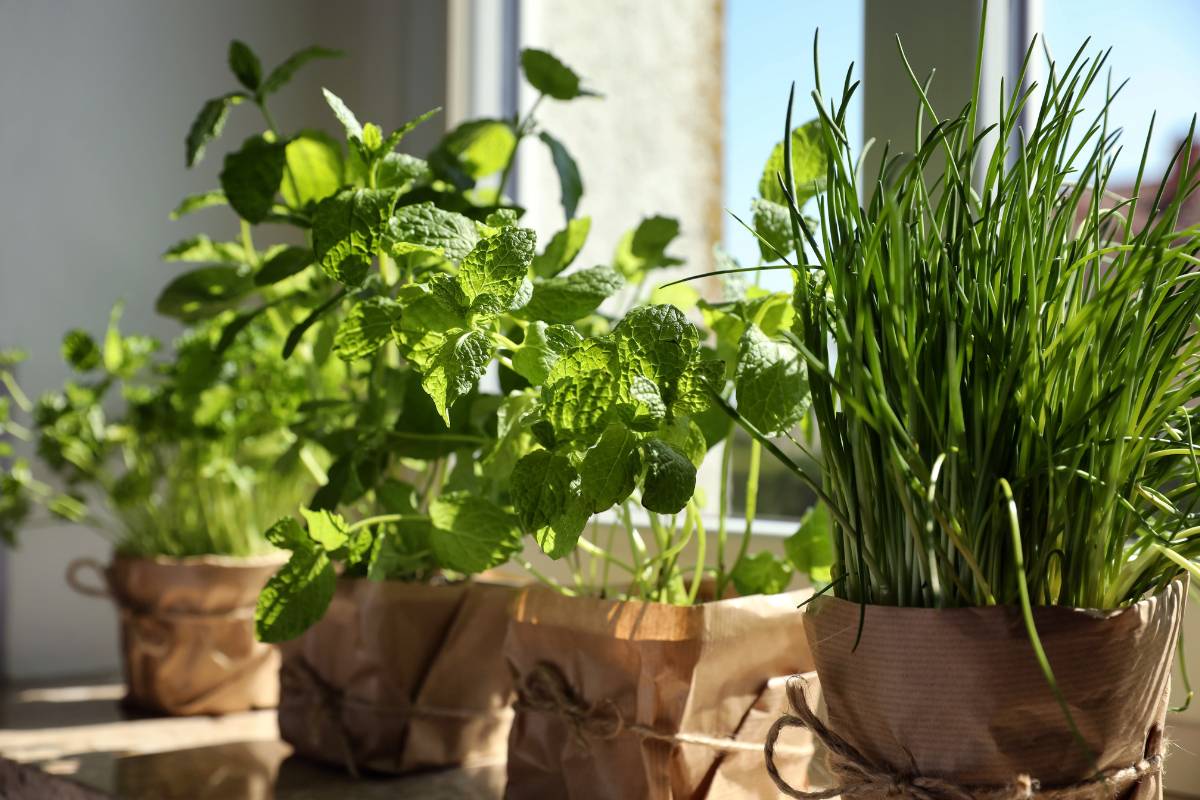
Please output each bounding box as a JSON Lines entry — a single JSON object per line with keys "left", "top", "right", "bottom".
{"left": 739, "top": 19, "right": 1198, "bottom": 800}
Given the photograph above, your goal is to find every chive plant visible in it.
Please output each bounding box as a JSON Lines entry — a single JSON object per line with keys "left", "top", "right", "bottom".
{"left": 745, "top": 27, "right": 1200, "bottom": 612}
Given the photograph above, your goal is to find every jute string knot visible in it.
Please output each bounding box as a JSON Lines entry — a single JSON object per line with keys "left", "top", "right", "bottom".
{"left": 764, "top": 675, "right": 1163, "bottom": 800}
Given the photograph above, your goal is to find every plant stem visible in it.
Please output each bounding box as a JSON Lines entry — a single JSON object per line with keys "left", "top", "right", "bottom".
{"left": 346, "top": 512, "right": 428, "bottom": 533}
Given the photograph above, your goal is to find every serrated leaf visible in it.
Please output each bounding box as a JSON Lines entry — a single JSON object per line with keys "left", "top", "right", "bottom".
{"left": 614, "top": 215, "right": 683, "bottom": 279}
{"left": 731, "top": 551, "right": 793, "bottom": 596}
{"left": 417, "top": 328, "right": 491, "bottom": 423}
{"left": 520, "top": 265, "right": 622, "bottom": 324}
{"left": 281, "top": 131, "right": 343, "bottom": 208}
{"left": 255, "top": 542, "right": 336, "bottom": 643}
{"left": 458, "top": 227, "right": 536, "bottom": 314}
{"left": 155, "top": 266, "right": 253, "bottom": 321}
{"left": 672, "top": 357, "right": 724, "bottom": 416}
{"left": 520, "top": 48, "right": 597, "bottom": 100}
{"left": 539, "top": 131, "right": 582, "bottom": 220}
{"left": 536, "top": 491, "right": 590, "bottom": 559}
{"left": 169, "top": 190, "right": 227, "bottom": 220}
{"left": 162, "top": 234, "right": 246, "bottom": 264}
{"left": 229, "top": 40, "right": 262, "bottom": 90}
{"left": 312, "top": 188, "right": 396, "bottom": 283}
{"left": 760, "top": 119, "right": 826, "bottom": 205}
{"left": 388, "top": 202, "right": 479, "bottom": 265}
{"left": 300, "top": 507, "right": 349, "bottom": 550}
{"left": 512, "top": 322, "right": 582, "bottom": 385}
{"left": 185, "top": 92, "right": 245, "bottom": 167}
{"left": 435, "top": 119, "right": 516, "bottom": 180}
{"left": 511, "top": 449, "right": 582, "bottom": 539}
{"left": 323, "top": 88, "right": 363, "bottom": 141}
{"left": 735, "top": 325, "right": 809, "bottom": 436}
{"left": 382, "top": 107, "right": 442, "bottom": 152}
{"left": 362, "top": 122, "right": 384, "bottom": 152}
{"left": 429, "top": 492, "right": 522, "bottom": 574}
{"left": 639, "top": 438, "right": 695, "bottom": 514}
{"left": 220, "top": 136, "right": 287, "bottom": 223}
{"left": 62, "top": 330, "right": 100, "bottom": 372}
{"left": 532, "top": 217, "right": 591, "bottom": 277}
{"left": 333, "top": 296, "right": 400, "bottom": 362}
{"left": 657, "top": 417, "right": 707, "bottom": 468}
{"left": 261, "top": 46, "right": 343, "bottom": 96}
{"left": 254, "top": 246, "right": 313, "bottom": 286}
{"left": 613, "top": 304, "right": 699, "bottom": 384}
{"left": 542, "top": 339, "right": 620, "bottom": 439}
{"left": 752, "top": 197, "right": 793, "bottom": 261}
{"left": 621, "top": 374, "right": 667, "bottom": 430}
{"left": 378, "top": 153, "right": 431, "bottom": 190}
{"left": 368, "top": 519, "right": 432, "bottom": 580}
{"left": 579, "top": 422, "right": 641, "bottom": 511}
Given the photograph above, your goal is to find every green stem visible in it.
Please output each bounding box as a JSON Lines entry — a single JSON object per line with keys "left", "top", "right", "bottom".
{"left": 687, "top": 501, "right": 708, "bottom": 603}
{"left": 497, "top": 93, "right": 544, "bottom": 200}
{"left": 346, "top": 513, "right": 428, "bottom": 533}
{"left": 518, "top": 557, "right": 576, "bottom": 596}
{"left": 714, "top": 438, "right": 734, "bottom": 598}
{"left": 731, "top": 439, "right": 761, "bottom": 578}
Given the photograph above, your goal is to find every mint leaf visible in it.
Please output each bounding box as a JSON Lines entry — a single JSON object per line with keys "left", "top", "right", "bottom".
{"left": 457, "top": 227, "right": 536, "bottom": 314}
{"left": 614, "top": 216, "right": 683, "bottom": 279}
{"left": 639, "top": 438, "right": 695, "bottom": 514}
{"left": 539, "top": 131, "right": 582, "bottom": 220}
{"left": 735, "top": 325, "right": 809, "bottom": 436}
{"left": 254, "top": 246, "right": 313, "bottom": 286}
{"left": 418, "top": 328, "right": 491, "bottom": 424}
{"left": 511, "top": 449, "right": 578, "bottom": 533}
{"left": 156, "top": 266, "right": 253, "bottom": 321}
{"left": 333, "top": 296, "right": 400, "bottom": 362}
{"left": 731, "top": 551, "right": 793, "bottom": 596}
{"left": 300, "top": 507, "right": 349, "bottom": 550}
{"left": 368, "top": 520, "right": 432, "bottom": 580}
{"left": 512, "top": 322, "right": 582, "bottom": 385}
{"left": 536, "top": 491, "right": 590, "bottom": 559}
{"left": 435, "top": 119, "right": 516, "bottom": 180}
{"left": 532, "top": 217, "right": 591, "bottom": 277}
{"left": 378, "top": 153, "right": 431, "bottom": 190}
{"left": 323, "top": 88, "right": 363, "bottom": 141}
{"left": 784, "top": 502, "right": 834, "bottom": 583}
{"left": 255, "top": 543, "right": 336, "bottom": 643}
{"left": 672, "top": 357, "right": 724, "bottom": 416}
{"left": 429, "top": 492, "right": 522, "bottom": 574}
{"left": 169, "top": 190, "right": 227, "bottom": 220}
{"left": 388, "top": 202, "right": 479, "bottom": 265}
{"left": 542, "top": 339, "right": 620, "bottom": 439}
{"left": 282, "top": 131, "right": 343, "bottom": 208}
{"left": 621, "top": 374, "right": 667, "bottom": 430}
{"left": 613, "top": 304, "right": 699, "bottom": 383}
{"left": 520, "top": 266, "right": 622, "bottom": 324}
{"left": 185, "top": 92, "right": 245, "bottom": 167}
{"left": 220, "top": 136, "right": 287, "bottom": 223}
{"left": 752, "top": 198, "right": 793, "bottom": 261}
{"left": 760, "top": 119, "right": 826, "bottom": 206}
{"left": 381, "top": 107, "right": 442, "bottom": 153}
{"left": 62, "top": 330, "right": 100, "bottom": 372}
{"left": 520, "top": 48, "right": 597, "bottom": 100}
{"left": 228, "top": 40, "right": 262, "bottom": 91}
{"left": 162, "top": 234, "right": 246, "bottom": 265}
{"left": 261, "top": 46, "right": 343, "bottom": 96}
{"left": 579, "top": 422, "right": 641, "bottom": 511}
{"left": 657, "top": 417, "right": 707, "bottom": 468}
{"left": 312, "top": 188, "right": 396, "bottom": 284}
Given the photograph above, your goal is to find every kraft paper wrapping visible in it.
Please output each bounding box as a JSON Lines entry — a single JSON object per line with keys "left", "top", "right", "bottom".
{"left": 803, "top": 578, "right": 1187, "bottom": 799}
{"left": 277, "top": 577, "right": 518, "bottom": 775}
{"left": 503, "top": 587, "right": 819, "bottom": 800}
{"left": 101, "top": 554, "right": 283, "bottom": 716}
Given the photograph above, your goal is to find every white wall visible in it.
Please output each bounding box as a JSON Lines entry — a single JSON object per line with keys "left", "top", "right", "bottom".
{"left": 0, "top": 0, "right": 448, "bottom": 680}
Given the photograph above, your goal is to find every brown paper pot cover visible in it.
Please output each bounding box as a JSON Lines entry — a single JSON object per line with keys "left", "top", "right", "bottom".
{"left": 277, "top": 577, "right": 518, "bottom": 775}
{"left": 804, "top": 578, "right": 1187, "bottom": 799}
{"left": 107, "top": 553, "right": 283, "bottom": 716}
{"left": 503, "top": 587, "right": 819, "bottom": 800}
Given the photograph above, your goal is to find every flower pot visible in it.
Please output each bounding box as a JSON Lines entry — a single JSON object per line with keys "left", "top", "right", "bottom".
{"left": 277, "top": 576, "right": 518, "bottom": 775}
{"left": 767, "top": 578, "right": 1187, "bottom": 800}
{"left": 66, "top": 553, "right": 284, "bottom": 716}
{"left": 503, "top": 586, "right": 819, "bottom": 800}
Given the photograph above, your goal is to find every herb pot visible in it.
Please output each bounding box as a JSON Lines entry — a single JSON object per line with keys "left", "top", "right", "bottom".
{"left": 767, "top": 578, "right": 1187, "bottom": 800}
{"left": 503, "top": 586, "right": 819, "bottom": 799}
{"left": 277, "top": 576, "right": 518, "bottom": 775}
{"left": 66, "top": 553, "right": 284, "bottom": 716}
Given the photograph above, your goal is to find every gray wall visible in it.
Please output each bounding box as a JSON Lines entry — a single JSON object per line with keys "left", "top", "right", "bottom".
{"left": 0, "top": 0, "right": 447, "bottom": 680}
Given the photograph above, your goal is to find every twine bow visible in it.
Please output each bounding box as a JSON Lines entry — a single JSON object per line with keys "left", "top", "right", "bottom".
{"left": 764, "top": 675, "right": 1164, "bottom": 800}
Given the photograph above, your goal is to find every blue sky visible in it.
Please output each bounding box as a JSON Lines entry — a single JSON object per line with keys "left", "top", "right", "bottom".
{"left": 723, "top": 0, "right": 1200, "bottom": 272}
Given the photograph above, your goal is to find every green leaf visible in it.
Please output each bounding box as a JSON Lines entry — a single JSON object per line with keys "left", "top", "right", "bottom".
{"left": 333, "top": 296, "right": 400, "bottom": 362}
{"left": 429, "top": 492, "right": 522, "bottom": 574}
{"left": 220, "top": 136, "right": 287, "bottom": 223}
{"left": 735, "top": 325, "right": 809, "bottom": 436}
{"left": 485, "top": 209, "right": 519, "bottom": 228}
{"left": 435, "top": 119, "right": 516, "bottom": 179}
{"left": 784, "top": 502, "right": 835, "bottom": 583}
{"left": 639, "top": 438, "right": 696, "bottom": 514}
{"left": 512, "top": 322, "right": 582, "bottom": 385}
{"left": 613, "top": 304, "right": 700, "bottom": 383}
{"left": 511, "top": 450, "right": 588, "bottom": 558}
{"left": 368, "top": 519, "right": 432, "bottom": 580}
{"left": 536, "top": 492, "right": 590, "bottom": 559}
{"left": 312, "top": 188, "right": 397, "bottom": 284}
{"left": 255, "top": 536, "right": 337, "bottom": 642}
{"left": 169, "top": 190, "right": 227, "bottom": 220}
{"left": 378, "top": 153, "right": 431, "bottom": 190}
{"left": 322, "top": 88, "right": 363, "bottom": 141}
{"left": 614, "top": 216, "right": 683, "bottom": 279}
{"left": 418, "top": 328, "right": 491, "bottom": 424}
{"left": 542, "top": 339, "right": 620, "bottom": 439}
{"left": 261, "top": 46, "right": 344, "bottom": 96}
{"left": 657, "top": 417, "right": 707, "bottom": 468}
{"left": 539, "top": 132, "right": 582, "bottom": 220}
{"left": 520, "top": 48, "right": 597, "bottom": 100}
{"left": 300, "top": 507, "right": 349, "bottom": 550}
{"left": 162, "top": 234, "right": 246, "bottom": 264}
{"left": 759, "top": 119, "right": 826, "bottom": 205}
{"left": 155, "top": 266, "right": 253, "bottom": 321}
{"left": 388, "top": 202, "right": 479, "bottom": 265}
{"left": 457, "top": 227, "right": 536, "bottom": 314}
{"left": 254, "top": 246, "right": 313, "bottom": 286}
{"left": 185, "top": 92, "right": 245, "bottom": 167}
{"left": 731, "top": 551, "right": 793, "bottom": 596}
{"left": 61, "top": 330, "right": 100, "bottom": 372}
{"left": 520, "top": 265, "right": 622, "bottom": 324}
{"left": 532, "top": 217, "right": 591, "bottom": 277}
{"left": 362, "top": 123, "right": 384, "bottom": 153}
{"left": 282, "top": 290, "right": 346, "bottom": 359}
{"left": 228, "top": 40, "right": 262, "bottom": 91}
{"left": 579, "top": 422, "right": 641, "bottom": 511}
{"left": 752, "top": 198, "right": 793, "bottom": 261}
{"left": 381, "top": 107, "right": 442, "bottom": 152}
{"left": 215, "top": 304, "right": 272, "bottom": 354}
{"left": 281, "top": 131, "right": 343, "bottom": 208}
